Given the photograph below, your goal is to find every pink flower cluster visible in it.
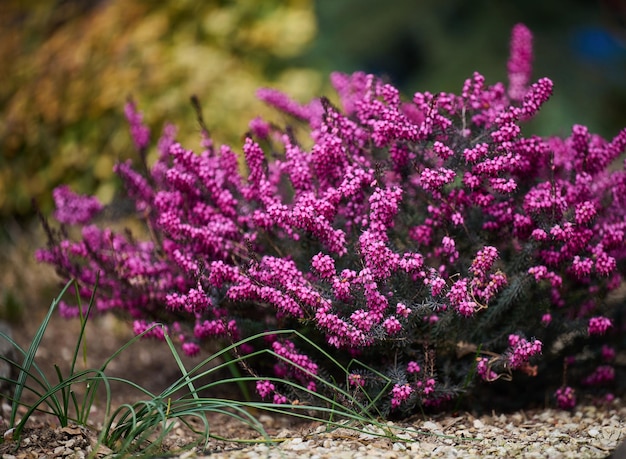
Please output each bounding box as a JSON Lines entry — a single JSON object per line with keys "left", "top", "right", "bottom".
{"left": 588, "top": 316, "right": 612, "bottom": 336}
{"left": 389, "top": 373, "right": 437, "bottom": 411}
{"left": 256, "top": 379, "right": 288, "bottom": 404}
{"left": 52, "top": 185, "right": 103, "bottom": 225}
{"left": 507, "top": 334, "right": 542, "bottom": 369}
{"left": 476, "top": 358, "right": 499, "bottom": 382}
{"left": 582, "top": 365, "right": 615, "bottom": 386}
{"left": 391, "top": 383, "right": 413, "bottom": 409}
{"left": 38, "top": 23, "right": 626, "bottom": 415}
{"left": 555, "top": 386, "right": 576, "bottom": 410}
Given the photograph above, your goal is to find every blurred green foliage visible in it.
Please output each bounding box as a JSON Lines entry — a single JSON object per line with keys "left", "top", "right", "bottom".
{"left": 0, "top": 0, "right": 323, "bottom": 219}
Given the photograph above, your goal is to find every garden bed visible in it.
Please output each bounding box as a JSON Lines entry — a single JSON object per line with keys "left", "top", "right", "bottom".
{"left": 2, "top": 312, "right": 623, "bottom": 458}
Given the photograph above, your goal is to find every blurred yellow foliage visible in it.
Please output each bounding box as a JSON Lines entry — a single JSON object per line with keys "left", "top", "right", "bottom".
{"left": 0, "top": 0, "right": 323, "bottom": 216}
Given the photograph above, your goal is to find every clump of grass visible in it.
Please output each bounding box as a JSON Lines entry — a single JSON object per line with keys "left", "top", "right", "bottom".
{"left": 0, "top": 280, "right": 453, "bottom": 456}
{"left": 2, "top": 279, "right": 106, "bottom": 435}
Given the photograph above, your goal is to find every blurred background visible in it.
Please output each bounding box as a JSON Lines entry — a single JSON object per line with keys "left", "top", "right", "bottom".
{"left": 1, "top": 0, "right": 625, "bottom": 317}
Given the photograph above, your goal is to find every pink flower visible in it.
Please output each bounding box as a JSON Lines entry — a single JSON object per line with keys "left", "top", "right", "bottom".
{"left": 133, "top": 321, "right": 167, "bottom": 340}
{"left": 574, "top": 200, "right": 597, "bottom": 225}
{"left": 407, "top": 361, "right": 421, "bottom": 374}
{"left": 555, "top": 386, "right": 576, "bottom": 410}
{"left": 272, "top": 340, "right": 318, "bottom": 378}
{"left": 477, "top": 357, "right": 498, "bottom": 382}
{"left": 256, "top": 88, "right": 312, "bottom": 121}
{"left": 348, "top": 373, "right": 366, "bottom": 387}
{"left": 396, "top": 302, "right": 411, "bottom": 318}
{"left": 439, "top": 236, "right": 459, "bottom": 262}
{"left": 571, "top": 256, "right": 593, "bottom": 279}
{"left": 249, "top": 116, "right": 270, "bottom": 139}
{"left": 470, "top": 246, "right": 499, "bottom": 278}
{"left": 391, "top": 383, "right": 413, "bottom": 409}
{"left": 182, "top": 342, "right": 200, "bottom": 357}
{"left": 256, "top": 380, "right": 275, "bottom": 399}
{"left": 273, "top": 394, "right": 288, "bottom": 404}
{"left": 463, "top": 143, "right": 490, "bottom": 163}
{"left": 312, "top": 253, "right": 336, "bottom": 279}
{"left": 601, "top": 345, "right": 616, "bottom": 362}
{"left": 507, "top": 334, "right": 542, "bottom": 369}
{"left": 588, "top": 316, "right": 612, "bottom": 335}
{"left": 124, "top": 99, "right": 150, "bottom": 151}
{"left": 383, "top": 316, "right": 402, "bottom": 335}
{"left": 52, "top": 185, "right": 103, "bottom": 225}
{"left": 582, "top": 365, "right": 615, "bottom": 386}
{"left": 419, "top": 167, "right": 456, "bottom": 192}
{"left": 507, "top": 23, "right": 533, "bottom": 101}
{"left": 530, "top": 228, "right": 548, "bottom": 241}
{"left": 432, "top": 141, "right": 454, "bottom": 160}
{"left": 37, "top": 23, "right": 626, "bottom": 418}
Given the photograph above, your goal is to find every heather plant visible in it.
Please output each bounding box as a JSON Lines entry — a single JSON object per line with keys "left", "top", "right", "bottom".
{"left": 38, "top": 24, "right": 626, "bottom": 417}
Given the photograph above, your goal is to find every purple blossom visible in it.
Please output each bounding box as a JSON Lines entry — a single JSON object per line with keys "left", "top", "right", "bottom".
{"left": 181, "top": 342, "right": 200, "bottom": 357}
{"left": 470, "top": 246, "right": 499, "bottom": 277}
{"left": 383, "top": 316, "right": 402, "bottom": 335}
{"left": 588, "top": 316, "right": 612, "bottom": 335}
{"left": 133, "top": 321, "right": 167, "bottom": 340}
{"left": 507, "top": 334, "right": 542, "bottom": 369}
{"left": 601, "top": 345, "right": 616, "bottom": 362}
{"left": 477, "top": 358, "right": 498, "bottom": 382}
{"left": 464, "top": 143, "right": 490, "bottom": 163}
{"left": 419, "top": 167, "right": 456, "bottom": 193}
{"left": 330, "top": 71, "right": 369, "bottom": 116}
{"left": 114, "top": 160, "right": 155, "bottom": 211}
{"left": 124, "top": 99, "right": 150, "bottom": 151}
{"left": 507, "top": 24, "right": 533, "bottom": 101}
{"left": 518, "top": 77, "right": 553, "bottom": 120}
{"left": 256, "top": 380, "right": 275, "bottom": 399}
{"left": 311, "top": 253, "right": 336, "bottom": 279}
{"left": 273, "top": 393, "right": 288, "bottom": 404}
{"left": 256, "top": 88, "right": 313, "bottom": 121}
{"left": 582, "top": 365, "right": 615, "bottom": 386}
{"left": 272, "top": 340, "right": 318, "bottom": 382}
{"left": 249, "top": 117, "right": 271, "bottom": 139}
{"left": 391, "top": 383, "right": 413, "bottom": 409}
{"left": 52, "top": 185, "right": 102, "bottom": 225}
{"left": 418, "top": 378, "right": 436, "bottom": 396}
{"left": 348, "top": 373, "right": 366, "bottom": 387}
{"left": 407, "top": 361, "right": 421, "bottom": 374}
{"left": 194, "top": 319, "right": 228, "bottom": 339}
{"left": 555, "top": 386, "right": 576, "bottom": 410}
{"left": 396, "top": 302, "right": 411, "bottom": 318}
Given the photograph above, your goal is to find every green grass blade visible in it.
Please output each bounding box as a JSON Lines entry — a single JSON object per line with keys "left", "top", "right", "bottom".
{"left": 10, "top": 279, "right": 75, "bottom": 426}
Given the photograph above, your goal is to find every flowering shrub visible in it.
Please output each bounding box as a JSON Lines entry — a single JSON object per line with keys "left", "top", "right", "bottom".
{"left": 38, "top": 24, "right": 626, "bottom": 416}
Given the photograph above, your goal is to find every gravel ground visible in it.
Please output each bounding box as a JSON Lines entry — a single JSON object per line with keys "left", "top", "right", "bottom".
{"left": 1, "top": 401, "right": 625, "bottom": 458}
{"left": 195, "top": 403, "right": 625, "bottom": 459}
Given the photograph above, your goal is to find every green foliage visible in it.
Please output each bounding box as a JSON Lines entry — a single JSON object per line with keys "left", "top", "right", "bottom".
{"left": 0, "top": 0, "right": 323, "bottom": 218}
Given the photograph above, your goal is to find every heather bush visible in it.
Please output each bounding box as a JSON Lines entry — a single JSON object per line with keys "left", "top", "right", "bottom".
{"left": 38, "top": 24, "right": 626, "bottom": 417}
